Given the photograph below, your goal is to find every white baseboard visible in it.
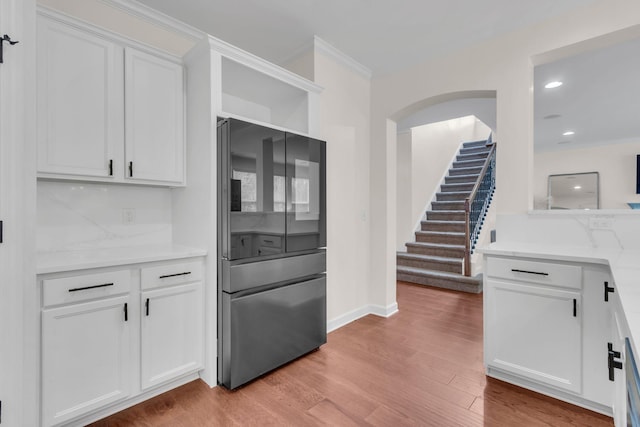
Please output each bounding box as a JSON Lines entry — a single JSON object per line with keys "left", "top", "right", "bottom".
{"left": 369, "top": 302, "right": 399, "bottom": 318}
{"left": 327, "top": 302, "right": 399, "bottom": 333}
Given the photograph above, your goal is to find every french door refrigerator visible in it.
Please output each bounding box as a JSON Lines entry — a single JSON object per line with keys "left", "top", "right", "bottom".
{"left": 217, "top": 117, "right": 327, "bottom": 389}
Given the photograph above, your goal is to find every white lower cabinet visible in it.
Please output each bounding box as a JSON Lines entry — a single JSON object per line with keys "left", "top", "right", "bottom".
{"left": 42, "top": 295, "right": 132, "bottom": 427}
{"left": 485, "top": 255, "right": 617, "bottom": 415}
{"left": 486, "top": 279, "right": 582, "bottom": 393}
{"left": 39, "top": 258, "right": 204, "bottom": 426}
{"left": 141, "top": 282, "right": 203, "bottom": 390}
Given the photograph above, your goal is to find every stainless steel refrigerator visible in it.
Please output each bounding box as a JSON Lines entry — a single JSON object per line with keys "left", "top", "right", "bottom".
{"left": 217, "top": 117, "right": 327, "bottom": 389}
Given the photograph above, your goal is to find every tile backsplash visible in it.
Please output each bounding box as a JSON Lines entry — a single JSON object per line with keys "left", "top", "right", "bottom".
{"left": 37, "top": 181, "right": 172, "bottom": 252}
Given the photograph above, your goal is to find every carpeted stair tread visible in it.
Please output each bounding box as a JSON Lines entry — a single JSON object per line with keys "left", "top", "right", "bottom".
{"left": 449, "top": 166, "right": 483, "bottom": 176}
{"left": 435, "top": 191, "right": 470, "bottom": 201}
{"left": 444, "top": 174, "right": 480, "bottom": 184}
{"left": 440, "top": 183, "right": 474, "bottom": 192}
{"left": 397, "top": 266, "right": 482, "bottom": 293}
{"left": 462, "top": 140, "right": 489, "bottom": 148}
{"left": 431, "top": 201, "right": 466, "bottom": 211}
{"left": 453, "top": 159, "right": 485, "bottom": 168}
{"left": 426, "top": 210, "right": 465, "bottom": 221}
{"left": 397, "top": 252, "right": 462, "bottom": 264}
{"left": 456, "top": 152, "right": 489, "bottom": 161}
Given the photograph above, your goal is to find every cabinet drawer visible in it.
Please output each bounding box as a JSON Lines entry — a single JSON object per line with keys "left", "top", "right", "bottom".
{"left": 257, "top": 235, "right": 282, "bottom": 248}
{"left": 42, "top": 270, "right": 131, "bottom": 307}
{"left": 486, "top": 257, "right": 582, "bottom": 289}
{"left": 141, "top": 260, "right": 203, "bottom": 290}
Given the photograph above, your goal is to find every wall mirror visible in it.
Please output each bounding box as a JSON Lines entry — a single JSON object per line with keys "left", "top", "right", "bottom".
{"left": 548, "top": 172, "right": 599, "bottom": 210}
{"left": 533, "top": 29, "right": 640, "bottom": 210}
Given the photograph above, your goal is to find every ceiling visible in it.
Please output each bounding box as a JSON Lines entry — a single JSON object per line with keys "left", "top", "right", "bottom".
{"left": 534, "top": 36, "right": 640, "bottom": 152}
{"left": 134, "top": 0, "right": 639, "bottom": 147}
{"left": 136, "top": 0, "right": 596, "bottom": 76}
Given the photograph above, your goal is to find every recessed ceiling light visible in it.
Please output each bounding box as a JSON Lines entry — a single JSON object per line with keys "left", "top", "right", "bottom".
{"left": 563, "top": 131, "right": 575, "bottom": 136}
{"left": 574, "top": 185, "right": 582, "bottom": 190}
{"left": 545, "top": 81, "right": 563, "bottom": 89}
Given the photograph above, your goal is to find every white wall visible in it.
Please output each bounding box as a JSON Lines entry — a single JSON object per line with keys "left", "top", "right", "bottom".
{"left": 396, "top": 131, "right": 412, "bottom": 251}
{"left": 369, "top": 0, "right": 640, "bottom": 308}
{"left": 534, "top": 140, "right": 640, "bottom": 210}
{"left": 309, "top": 43, "right": 375, "bottom": 327}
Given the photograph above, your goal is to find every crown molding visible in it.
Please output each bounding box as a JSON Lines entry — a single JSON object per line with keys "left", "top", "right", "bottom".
{"left": 313, "top": 36, "right": 372, "bottom": 79}
{"left": 98, "top": 0, "right": 204, "bottom": 42}
{"left": 206, "top": 35, "right": 323, "bottom": 94}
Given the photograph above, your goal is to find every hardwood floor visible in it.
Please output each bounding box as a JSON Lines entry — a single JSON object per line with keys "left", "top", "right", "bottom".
{"left": 90, "top": 282, "right": 613, "bottom": 426}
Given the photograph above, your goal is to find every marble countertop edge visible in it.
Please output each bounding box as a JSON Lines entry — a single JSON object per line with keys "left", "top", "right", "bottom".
{"left": 37, "top": 244, "right": 208, "bottom": 275}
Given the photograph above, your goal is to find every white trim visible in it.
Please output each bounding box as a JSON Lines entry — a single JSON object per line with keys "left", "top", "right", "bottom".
{"left": 313, "top": 36, "right": 372, "bottom": 79}
{"left": 368, "top": 302, "right": 399, "bottom": 318}
{"left": 66, "top": 373, "right": 201, "bottom": 426}
{"left": 205, "top": 35, "right": 323, "bottom": 94}
{"left": 327, "top": 306, "right": 371, "bottom": 333}
{"left": 37, "top": 6, "right": 183, "bottom": 62}
{"left": 98, "top": 0, "right": 204, "bottom": 41}
{"left": 327, "top": 302, "right": 399, "bottom": 333}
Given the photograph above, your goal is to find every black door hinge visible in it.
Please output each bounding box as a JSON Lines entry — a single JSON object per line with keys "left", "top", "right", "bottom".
{"left": 604, "top": 281, "right": 615, "bottom": 302}
{"left": 608, "top": 342, "right": 623, "bottom": 381}
{"left": 0, "top": 34, "right": 19, "bottom": 64}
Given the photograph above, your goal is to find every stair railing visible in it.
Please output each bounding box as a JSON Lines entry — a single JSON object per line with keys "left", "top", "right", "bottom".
{"left": 463, "top": 138, "right": 496, "bottom": 276}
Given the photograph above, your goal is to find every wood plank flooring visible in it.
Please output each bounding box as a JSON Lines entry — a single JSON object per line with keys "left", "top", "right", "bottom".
{"left": 90, "top": 282, "right": 613, "bottom": 426}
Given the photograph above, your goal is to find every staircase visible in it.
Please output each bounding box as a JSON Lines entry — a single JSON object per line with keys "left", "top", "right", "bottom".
{"left": 396, "top": 139, "right": 494, "bottom": 293}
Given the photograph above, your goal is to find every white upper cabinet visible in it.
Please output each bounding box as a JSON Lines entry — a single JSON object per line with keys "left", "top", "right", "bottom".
{"left": 36, "top": 13, "right": 185, "bottom": 186}
{"left": 37, "top": 17, "right": 124, "bottom": 179}
{"left": 125, "top": 48, "right": 184, "bottom": 185}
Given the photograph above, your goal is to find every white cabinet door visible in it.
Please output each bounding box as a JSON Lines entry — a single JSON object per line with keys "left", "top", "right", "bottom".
{"left": 41, "top": 295, "right": 132, "bottom": 427}
{"left": 611, "top": 309, "right": 627, "bottom": 427}
{"left": 140, "top": 282, "right": 203, "bottom": 390}
{"left": 37, "top": 17, "right": 123, "bottom": 178}
{"left": 486, "top": 279, "right": 582, "bottom": 393}
{"left": 125, "top": 47, "right": 184, "bottom": 185}
{"left": 582, "top": 266, "right": 614, "bottom": 406}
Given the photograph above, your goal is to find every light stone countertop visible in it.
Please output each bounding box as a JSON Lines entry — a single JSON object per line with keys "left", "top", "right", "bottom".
{"left": 37, "top": 244, "right": 207, "bottom": 275}
{"left": 481, "top": 243, "right": 640, "bottom": 361}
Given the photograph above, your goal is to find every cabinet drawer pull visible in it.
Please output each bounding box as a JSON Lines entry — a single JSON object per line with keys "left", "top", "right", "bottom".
{"left": 159, "top": 271, "right": 191, "bottom": 279}
{"left": 263, "top": 239, "right": 274, "bottom": 244}
{"left": 68, "top": 282, "right": 114, "bottom": 292}
{"left": 129, "top": 161, "right": 133, "bottom": 177}
{"left": 108, "top": 159, "right": 113, "bottom": 176}
{"left": 510, "top": 269, "right": 549, "bottom": 276}
{"left": 124, "top": 303, "right": 128, "bottom": 322}
{"left": 573, "top": 299, "right": 577, "bottom": 317}
{"left": 145, "top": 298, "right": 150, "bottom": 316}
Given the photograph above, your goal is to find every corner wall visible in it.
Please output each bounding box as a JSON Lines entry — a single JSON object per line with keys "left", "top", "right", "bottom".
{"left": 285, "top": 40, "right": 375, "bottom": 329}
